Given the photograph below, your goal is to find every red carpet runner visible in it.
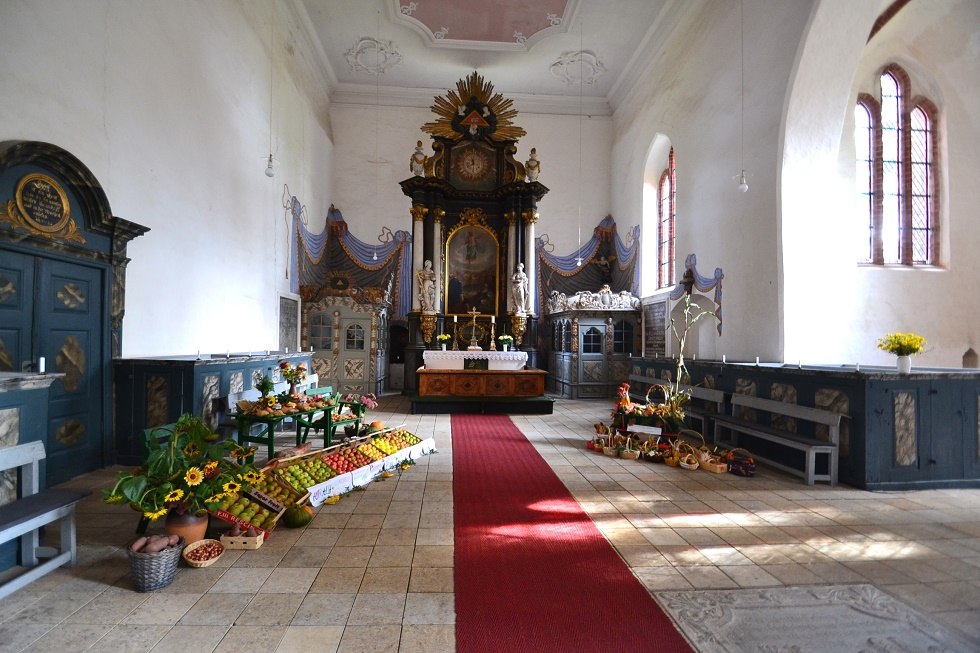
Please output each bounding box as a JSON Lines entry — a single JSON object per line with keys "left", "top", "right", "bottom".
{"left": 453, "top": 414, "right": 694, "bottom": 652}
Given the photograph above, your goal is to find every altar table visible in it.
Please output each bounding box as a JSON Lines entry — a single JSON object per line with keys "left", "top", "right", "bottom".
{"left": 422, "top": 350, "right": 528, "bottom": 371}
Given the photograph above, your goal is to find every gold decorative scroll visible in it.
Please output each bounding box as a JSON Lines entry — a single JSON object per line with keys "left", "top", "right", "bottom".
{"left": 422, "top": 71, "right": 526, "bottom": 143}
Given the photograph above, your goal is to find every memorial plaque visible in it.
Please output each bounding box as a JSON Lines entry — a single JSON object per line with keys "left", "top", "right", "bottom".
{"left": 644, "top": 300, "right": 667, "bottom": 357}
{"left": 16, "top": 173, "right": 70, "bottom": 232}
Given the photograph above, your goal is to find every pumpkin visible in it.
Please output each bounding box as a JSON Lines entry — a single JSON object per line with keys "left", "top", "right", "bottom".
{"left": 282, "top": 505, "right": 314, "bottom": 528}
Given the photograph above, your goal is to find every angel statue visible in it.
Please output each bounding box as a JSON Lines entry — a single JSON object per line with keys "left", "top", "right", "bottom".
{"left": 525, "top": 147, "right": 541, "bottom": 182}
{"left": 410, "top": 140, "right": 426, "bottom": 177}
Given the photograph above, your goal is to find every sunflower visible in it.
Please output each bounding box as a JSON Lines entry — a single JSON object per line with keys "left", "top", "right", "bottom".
{"left": 143, "top": 507, "right": 168, "bottom": 521}
{"left": 203, "top": 460, "right": 219, "bottom": 478}
{"left": 182, "top": 442, "right": 201, "bottom": 458}
{"left": 205, "top": 493, "right": 226, "bottom": 504}
{"left": 223, "top": 480, "right": 241, "bottom": 494}
{"left": 241, "top": 470, "right": 263, "bottom": 484}
{"left": 164, "top": 489, "right": 185, "bottom": 503}
{"left": 185, "top": 467, "right": 204, "bottom": 486}
{"left": 104, "top": 493, "right": 124, "bottom": 504}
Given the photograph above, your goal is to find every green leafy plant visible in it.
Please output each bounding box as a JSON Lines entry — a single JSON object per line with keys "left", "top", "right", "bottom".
{"left": 877, "top": 332, "right": 926, "bottom": 356}
{"left": 255, "top": 374, "right": 275, "bottom": 396}
{"left": 102, "top": 414, "right": 262, "bottom": 521}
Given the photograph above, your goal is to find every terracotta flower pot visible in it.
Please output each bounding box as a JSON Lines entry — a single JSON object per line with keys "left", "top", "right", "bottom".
{"left": 164, "top": 511, "right": 209, "bottom": 545}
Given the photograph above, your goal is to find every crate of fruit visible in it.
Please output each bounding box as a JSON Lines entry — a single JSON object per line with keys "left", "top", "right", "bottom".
{"left": 219, "top": 523, "right": 266, "bottom": 549}
{"left": 211, "top": 494, "right": 285, "bottom": 535}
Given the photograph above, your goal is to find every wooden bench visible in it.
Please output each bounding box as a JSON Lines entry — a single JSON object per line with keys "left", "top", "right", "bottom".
{"left": 627, "top": 374, "right": 726, "bottom": 435}
{"left": 713, "top": 393, "right": 843, "bottom": 486}
{"left": 0, "top": 441, "right": 89, "bottom": 599}
{"left": 295, "top": 386, "right": 365, "bottom": 447}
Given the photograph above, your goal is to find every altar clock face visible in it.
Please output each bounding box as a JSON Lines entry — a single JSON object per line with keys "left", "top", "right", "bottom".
{"left": 455, "top": 148, "right": 491, "bottom": 182}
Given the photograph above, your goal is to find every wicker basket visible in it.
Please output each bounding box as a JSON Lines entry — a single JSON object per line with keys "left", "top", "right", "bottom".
{"left": 128, "top": 537, "right": 183, "bottom": 592}
{"left": 182, "top": 538, "right": 224, "bottom": 568}
{"left": 620, "top": 449, "right": 640, "bottom": 460}
{"left": 726, "top": 448, "right": 756, "bottom": 477}
{"left": 676, "top": 442, "right": 700, "bottom": 470}
{"left": 701, "top": 455, "right": 729, "bottom": 473}
{"left": 603, "top": 445, "right": 620, "bottom": 458}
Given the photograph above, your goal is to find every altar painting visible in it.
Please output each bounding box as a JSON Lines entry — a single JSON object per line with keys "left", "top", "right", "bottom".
{"left": 445, "top": 224, "right": 498, "bottom": 316}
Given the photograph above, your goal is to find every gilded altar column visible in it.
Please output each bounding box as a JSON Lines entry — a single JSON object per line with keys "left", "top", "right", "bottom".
{"left": 432, "top": 207, "right": 445, "bottom": 312}
{"left": 523, "top": 210, "right": 538, "bottom": 315}
{"left": 410, "top": 204, "right": 428, "bottom": 312}
{"left": 505, "top": 211, "right": 517, "bottom": 312}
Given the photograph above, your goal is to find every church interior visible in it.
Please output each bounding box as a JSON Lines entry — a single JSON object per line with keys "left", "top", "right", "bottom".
{"left": 1, "top": 0, "right": 978, "bottom": 651}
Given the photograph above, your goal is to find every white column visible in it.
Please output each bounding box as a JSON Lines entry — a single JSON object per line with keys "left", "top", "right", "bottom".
{"left": 411, "top": 206, "right": 425, "bottom": 312}
{"left": 525, "top": 212, "right": 537, "bottom": 316}
{"left": 507, "top": 213, "right": 517, "bottom": 313}
{"left": 433, "top": 216, "right": 443, "bottom": 313}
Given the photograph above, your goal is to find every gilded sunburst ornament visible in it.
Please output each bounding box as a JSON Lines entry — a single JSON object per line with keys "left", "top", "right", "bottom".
{"left": 422, "top": 71, "right": 526, "bottom": 143}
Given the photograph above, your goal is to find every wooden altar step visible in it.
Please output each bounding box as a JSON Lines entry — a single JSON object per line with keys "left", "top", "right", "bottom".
{"left": 409, "top": 394, "right": 555, "bottom": 415}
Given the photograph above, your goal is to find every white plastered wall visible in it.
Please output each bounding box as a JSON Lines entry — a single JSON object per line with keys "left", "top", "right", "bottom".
{"left": 0, "top": 0, "right": 334, "bottom": 356}
{"left": 783, "top": 0, "right": 980, "bottom": 367}
{"left": 611, "top": 0, "right": 814, "bottom": 361}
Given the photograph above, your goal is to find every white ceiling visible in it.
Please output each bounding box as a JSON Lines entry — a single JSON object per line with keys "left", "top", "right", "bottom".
{"left": 295, "top": 0, "right": 674, "bottom": 115}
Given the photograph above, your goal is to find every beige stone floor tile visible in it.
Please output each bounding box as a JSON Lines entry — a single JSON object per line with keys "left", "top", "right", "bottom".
{"left": 323, "top": 546, "right": 375, "bottom": 568}
{"left": 399, "top": 623, "right": 456, "bottom": 653}
{"left": 278, "top": 546, "right": 332, "bottom": 568}
{"left": 758, "top": 562, "right": 823, "bottom": 585}
{"left": 310, "top": 567, "right": 366, "bottom": 593}
{"left": 345, "top": 513, "right": 385, "bottom": 529}
{"left": 19, "top": 622, "right": 111, "bottom": 653}
{"left": 148, "top": 624, "right": 228, "bottom": 652}
{"left": 275, "top": 626, "right": 344, "bottom": 653}
{"left": 122, "top": 592, "right": 201, "bottom": 625}
{"left": 215, "top": 624, "right": 286, "bottom": 652}
{"left": 290, "top": 593, "right": 356, "bottom": 626}
{"left": 85, "top": 624, "right": 171, "bottom": 653}
{"left": 409, "top": 567, "right": 454, "bottom": 593}
{"left": 412, "top": 545, "right": 454, "bottom": 567}
{"left": 209, "top": 567, "right": 273, "bottom": 593}
{"left": 615, "top": 544, "right": 670, "bottom": 567}
{"left": 403, "top": 592, "right": 455, "bottom": 625}
{"left": 347, "top": 592, "right": 407, "bottom": 625}
{"left": 231, "top": 548, "right": 287, "bottom": 568}
{"left": 260, "top": 567, "right": 318, "bottom": 593}
{"left": 334, "top": 528, "right": 381, "bottom": 547}
{"left": 675, "top": 565, "right": 741, "bottom": 589}
{"left": 369, "top": 545, "right": 416, "bottom": 567}
{"left": 238, "top": 592, "right": 305, "bottom": 626}
{"left": 296, "top": 528, "right": 342, "bottom": 547}
{"left": 377, "top": 528, "right": 419, "bottom": 546}
{"left": 159, "top": 566, "right": 227, "bottom": 594}
{"left": 337, "top": 623, "right": 401, "bottom": 653}
{"left": 415, "top": 528, "right": 454, "bottom": 546}
{"left": 6, "top": 590, "right": 97, "bottom": 624}
{"left": 633, "top": 566, "right": 694, "bottom": 591}
{"left": 382, "top": 510, "right": 423, "bottom": 530}
{"left": 656, "top": 545, "right": 713, "bottom": 566}
{"left": 360, "top": 567, "right": 411, "bottom": 593}
{"left": 65, "top": 587, "right": 148, "bottom": 624}
{"left": 637, "top": 527, "right": 688, "bottom": 546}
{"left": 179, "top": 592, "right": 251, "bottom": 626}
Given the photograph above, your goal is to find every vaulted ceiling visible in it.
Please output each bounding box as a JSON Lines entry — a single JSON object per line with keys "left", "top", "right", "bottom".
{"left": 297, "top": 0, "right": 674, "bottom": 115}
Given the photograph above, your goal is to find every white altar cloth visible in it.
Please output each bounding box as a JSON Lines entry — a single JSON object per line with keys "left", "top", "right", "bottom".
{"left": 422, "top": 350, "right": 528, "bottom": 371}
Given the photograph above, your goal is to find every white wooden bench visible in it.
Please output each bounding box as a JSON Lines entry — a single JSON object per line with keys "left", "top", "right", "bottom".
{"left": 0, "top": 441, "right": 89, "bottom": 599}
{"left": 713, "top": 393, "right": 843, "bottom": 486}
{"left": 628, "top": 374, "right": 726, "bottom": 435}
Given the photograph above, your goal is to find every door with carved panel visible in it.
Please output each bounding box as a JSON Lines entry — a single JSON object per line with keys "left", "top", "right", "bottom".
{"left": 0, "top": 252, "right": 105, "bottom": 486}
{"left": 339, "top": 316, "right": 371, "bottom": 397}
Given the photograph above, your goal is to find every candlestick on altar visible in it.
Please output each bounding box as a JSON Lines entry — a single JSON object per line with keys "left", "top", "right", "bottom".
{"left": 489, "top": 322, "right": 497, "bottom": 350}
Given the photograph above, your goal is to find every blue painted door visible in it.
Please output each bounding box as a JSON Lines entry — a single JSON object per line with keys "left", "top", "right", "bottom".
{"left": 37, "top": 258, "right": 106, "bottom": 485}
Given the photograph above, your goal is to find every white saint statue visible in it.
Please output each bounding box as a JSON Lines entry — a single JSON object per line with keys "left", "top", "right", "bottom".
{"left": 417, "top": 259, "right": 436, "bottom": 313}
{"left": 410, "top": 140, "right": 426, "bottom": 177}
{"left": 512, "top": 262, "right": 529, "bottom": 315}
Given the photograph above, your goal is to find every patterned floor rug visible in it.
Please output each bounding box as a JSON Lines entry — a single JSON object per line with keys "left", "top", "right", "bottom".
{"left": 656, "top": 584, "right": 979, "bottom": 653}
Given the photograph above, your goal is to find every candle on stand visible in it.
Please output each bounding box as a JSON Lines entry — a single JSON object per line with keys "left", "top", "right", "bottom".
{"left": 38, "top": 357, "right": 45, "bottom": 374}
{"left": 722, "top": 355, "right": 727, "bottom": 364}
{"left": 285, "top": 346, "right": 289, "bottom": 354}
{"left": 453, "top": 315, "right": 457, "bottom": 324}
{"left": 491, "top": 315, "right": 495, "bottom": 324}
{"left": 755, "top": 356, "right": 760, "bottom": 365}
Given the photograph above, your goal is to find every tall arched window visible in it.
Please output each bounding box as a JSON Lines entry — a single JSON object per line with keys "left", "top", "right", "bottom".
{"left": 854, "top": 65, "right": 939, "bottom": 265}
{"left": 657, "top": 147, "right": 676, "bottom": 288}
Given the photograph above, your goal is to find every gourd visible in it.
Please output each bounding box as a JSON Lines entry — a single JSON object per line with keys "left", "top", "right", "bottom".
{"left": 282, "top": 505, "right": 314, "bottom": 528}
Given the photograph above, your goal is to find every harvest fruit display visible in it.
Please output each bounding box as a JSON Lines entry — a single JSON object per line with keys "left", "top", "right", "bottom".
{"left": 216, "top": 495, "right": 275, "bottom": 530}
{"left": 275, "top": 457, "right": 335, "bottom": 492}
{"left": 322, "top": 451, "right": 359, "bottom": 474}
{"left": 249, "top": 476, "right": 301, "bottom": 508}
{"left": 373, "top": 429, "right": 421, "bottom": 453}
{"left": 356, "top": 443, "right": 386, "bottom": 461}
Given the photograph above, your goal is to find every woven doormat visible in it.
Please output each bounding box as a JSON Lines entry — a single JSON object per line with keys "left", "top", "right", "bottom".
{"left": 656, "top": 584, "right": 978, "bottom": 653}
